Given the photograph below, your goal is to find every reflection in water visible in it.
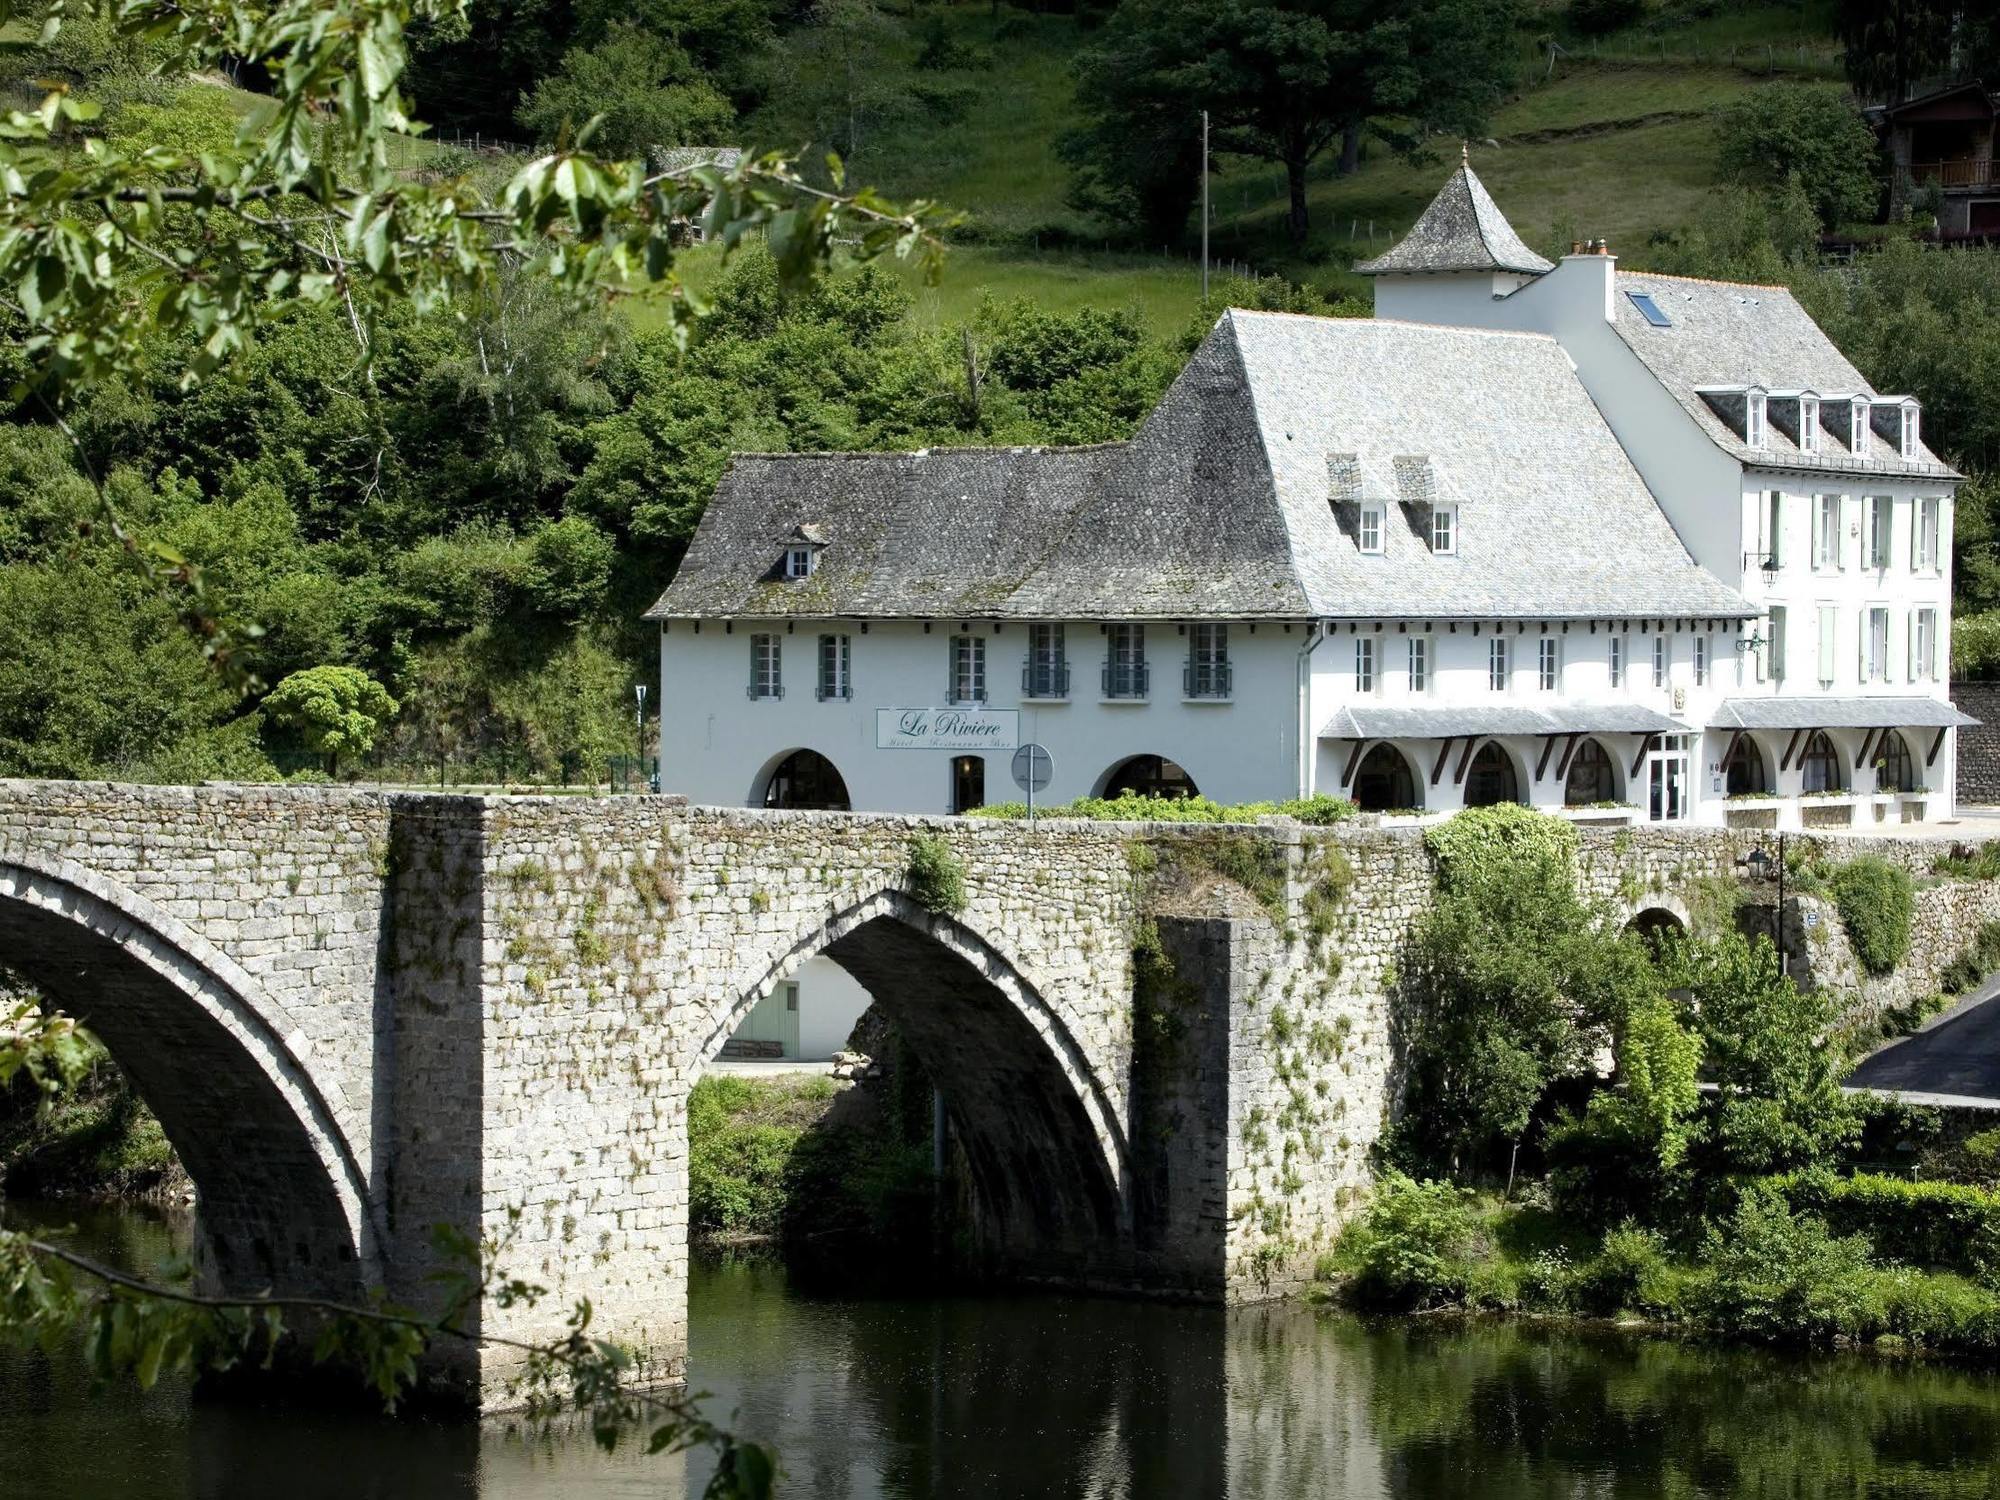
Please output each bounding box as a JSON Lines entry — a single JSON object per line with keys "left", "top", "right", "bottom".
{"left": 7, "top": 1203, "right": 2000, "bottom": 1498}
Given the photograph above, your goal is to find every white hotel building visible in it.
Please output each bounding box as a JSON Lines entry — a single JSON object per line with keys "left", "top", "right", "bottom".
{"left": 652, "top": 163, "right": 1972, "bottom": 847}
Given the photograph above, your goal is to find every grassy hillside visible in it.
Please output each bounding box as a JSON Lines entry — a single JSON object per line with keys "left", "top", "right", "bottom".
{"left": 743, "top": 0, "right": 1847, "bottom": 322}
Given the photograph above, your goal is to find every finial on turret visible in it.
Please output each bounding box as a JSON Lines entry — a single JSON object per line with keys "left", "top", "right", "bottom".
{"left": 1461, "top": 140, "right": 1469, "bottom": 166}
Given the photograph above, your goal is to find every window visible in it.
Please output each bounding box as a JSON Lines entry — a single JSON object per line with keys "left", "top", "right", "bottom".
{"left": 1358, "top": 503, "right": 1384, "bottom": 554}
{"left": 749, "top": 634, "right": 782, "bottom": 699}
{"left": 1800, "top": 730, "right": 1844, "bottom": 793}
{"left": 1609, "top": 635, "right": 1625, "bottom": 689}
{"left": 1863, "top": 607, "right": 1890, "bottom": 683}
{"left": 1652, "top": 634, "right": 1668, "bottom": 689}
{"left": 1354, "top": 636, "right": 1377, "bottom": 694}
{"left": 1430, "top": 505, "right": 1457, "bottom": 555}
{"left": 1800, "top": 396, "right": 1820, "bottom": 454}
{"left": 785, "top": 546, "right": 814, "bottom": 580}
{"left": 1877, "top": 732, "right": 1917, "bottom": 793}
{"left": 1104, "top": 624, "right": 1147, "bottom": 698}
{"left": 1814, "top": 494, "right": 1841, "bottom": 571}
{"left": 1537, "top": 636, "right": 1559, "bottom": 692}
{"left": 816, "top": 634, "right": 850, "bottom": 701}
{"left": 1817, "top": 605, "right": 1838, "bottom": 688}
{"left": 1851, "top": 400, "right": 1870, "bottom": 456}
{"left": 1025, "top": 622, "right": 1067, "bottom": 698}
{"left": 949, "top": 635, "right": 986, "bottom": 704}
{"left": 1746, "top": 391, "right": 1767, "bottom": 450}
{"left": 1187, "top": 623, "right": 1230, "bottom": 698}
{"left": 1864, "top": 495, "right": 1892, "bottom": 570}
{"left": 1901, "top": 403, "right": 1921, "bottom": 460}
{"left": 1407, "top": 637, "right": 1430, "bottom": 694}
{"left": 1915, "top": 497, "right": 1941, "bottom": 573}
{"left": 1912, "top": 607, "right": 1937, "bottom": 681}
{"left": 1627, "top": 290, "right": 1673, "bottom": 327}
{"left": 1693, "top": 634, "right": 1708, "bottom": 687}
{"left": 1766, "top": 606, "right": 1788, "bottom": 684}
{"left": 1760, "top": 490, "right": 1783, "bottom": 570}
{"left": 1488, "top": 636, "right": 1510, "bottom": 692}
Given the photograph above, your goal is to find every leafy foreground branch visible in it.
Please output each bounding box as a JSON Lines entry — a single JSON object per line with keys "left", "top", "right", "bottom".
{"left": 0, "top": 0, "right": 951, "bottom": 684}
{"left": 0, "top": 1222, "right": 775, "bottom": 1496}
{"left": 2, "top": 1001, "right": 773, "bottom": 1495}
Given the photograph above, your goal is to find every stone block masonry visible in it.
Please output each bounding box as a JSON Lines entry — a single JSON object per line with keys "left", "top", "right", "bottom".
{"left": 0, "top": 779, "right": 1980, "bottom": 1404}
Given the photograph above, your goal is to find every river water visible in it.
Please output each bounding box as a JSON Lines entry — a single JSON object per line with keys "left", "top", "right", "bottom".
{"left": 5, "top": 1201, "right": 2000, "bottom": 1498}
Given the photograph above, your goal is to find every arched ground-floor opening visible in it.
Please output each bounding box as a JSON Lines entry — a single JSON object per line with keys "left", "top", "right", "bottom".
{"left": 1875, "top": 730, "right": 1920, "bottom": 793}
{"left": 1464, "top": 741, "right": 1523, "bottom": 808}
{"left": 1724, "top": 734, "right": 1770, "bottom": 796}
{"left": 1352, "top": 743, "right": 1419, "bottom": 813}
{"left": 757, "top": 748, "right": 852, "bottom": 810}
{"left": 0, "top": 861, "right": 371, "bottom": 1301}
{"left": 1098, "top": 755, "right": 1199, "bottom": 800}
{"left": 1563, "top": 738, "right": 1621, "bottom": 806}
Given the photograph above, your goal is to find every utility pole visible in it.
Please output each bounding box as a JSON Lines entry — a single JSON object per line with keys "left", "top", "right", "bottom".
{"left": 1201, "top": 109, "right": 1210, "bottom": 304}
{"left": 634, "top": 683, "right": 649, "bottom": 793}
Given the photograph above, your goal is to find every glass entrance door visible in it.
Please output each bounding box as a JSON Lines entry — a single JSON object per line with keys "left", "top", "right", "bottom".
{"left": 1646, "top": 735, "right": 1691, "bottom": 822}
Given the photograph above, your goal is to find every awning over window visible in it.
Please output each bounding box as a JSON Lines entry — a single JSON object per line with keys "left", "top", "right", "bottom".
{"left": 1318, "top": 704, "right": 1688, "bottom": 740}
{"left": 1709, "top": 697, "right": 1978, "bottom": 731}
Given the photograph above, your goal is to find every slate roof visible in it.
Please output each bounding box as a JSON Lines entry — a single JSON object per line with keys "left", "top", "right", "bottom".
{"left": 1353, "top": 160, "right": 1555, "bottom": 277}
{"left": 1610, "top": 272, "right": 1960, "bottom": 481}
{"left": 647, "top": 311, "right": 1750, "bottom": 624}
{"left": 1319, "top": 704, "right": 1689, "bottom": 740}
{"left": 1710, "top": 696, "right": 1977, "bottom": 730}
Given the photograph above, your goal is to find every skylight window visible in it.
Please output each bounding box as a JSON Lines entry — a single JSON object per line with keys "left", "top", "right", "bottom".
{"left": 1626, "top": 291, "right": 1672, "bottom": 327}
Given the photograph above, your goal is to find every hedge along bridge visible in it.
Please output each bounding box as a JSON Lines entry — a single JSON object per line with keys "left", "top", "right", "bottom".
{"left": 2, "top": 781, "right": 1993, "bottom": 1406}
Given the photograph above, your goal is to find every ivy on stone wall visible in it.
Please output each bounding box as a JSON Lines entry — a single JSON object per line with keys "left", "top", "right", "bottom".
{"left": 1828, "top": 857, "right": 1915, "bottom": 977}
{"left": 905, "top": 835, "right": 967, "bottom": 915}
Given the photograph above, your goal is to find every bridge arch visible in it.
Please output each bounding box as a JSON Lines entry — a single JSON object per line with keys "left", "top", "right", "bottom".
{"left": 0, "top": 854, "right": 377, "bottom": 1296}
{"left": 704, "top": 888, "right": 1130, "bottom": 1273}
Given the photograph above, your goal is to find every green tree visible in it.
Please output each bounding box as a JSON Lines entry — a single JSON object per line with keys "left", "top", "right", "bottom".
{"left": 1835, "top": 0, "right": 1958, "bottom": 104}
{"left": 1065, "top": 0, "right": 1519, "bottom": 246}
{"left": 263, "top": 665, "right": 400, "bottom": 776}
{"left": 516, "top": 24, "right": 737, "bottom": 156}
{"left": 1716, "top": 84, "right": 1881, "bottom": 229}
{"left": 1395, "top": 806, "right": 1659, "bottom": 1174}
{"left": 1660, "top": 932, "right": 1860, "bottom": 1178}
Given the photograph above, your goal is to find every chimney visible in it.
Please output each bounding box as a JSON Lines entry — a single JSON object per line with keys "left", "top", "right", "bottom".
{"left": 1558, "top": 239, "right": 1619, "bottom": 323}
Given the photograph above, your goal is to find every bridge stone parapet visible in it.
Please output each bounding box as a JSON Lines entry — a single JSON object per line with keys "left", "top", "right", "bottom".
{"left": 2, "top": 780, "right": 1990, "bottom": 1405}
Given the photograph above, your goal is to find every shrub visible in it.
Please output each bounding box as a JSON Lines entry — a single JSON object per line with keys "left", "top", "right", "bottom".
{"left": 1690, "top": 1184, "right": 1878, "bottom": 1344}
{"left": 1828, "top": 856, "right": 1914, "bottom": 976}
{"left": 1769, "top": 1169, "right": 2000, "bottom": 1284}
{"left": 1716, "top": 84, "right": 1881, "bottom": 228}
{"left": 1422, "top": 803, "right": 1579, "bottom": 899}
{"left": 1939, "top": 921, "right": 2000, "bottom": 997}
{"left": 1335, "top": 1172, "right": 1479, "bottom": 1310}
{"left": 1572, "top": 1225, "right": 1672, "bottom": 1316}
{"left": 906, "top": 834, "right": 967, "bottom": 915}
{"left": 1933, "top": 841, "right": 2000, "bottom": 881}
{"left": 1566, "top": 0, "right": 1646, "bottom": 34}
{"left": 966, "top": 791, "right": 1355, "bottom": 825}
{"left": 261, "top": 665, "right": 398, "bottom": 777}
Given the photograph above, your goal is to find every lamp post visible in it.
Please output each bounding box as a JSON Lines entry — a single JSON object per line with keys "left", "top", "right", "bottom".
{"left": 1738, "top": 832, "right": 1788, "bottom": 975}
{"left": 634, "top": 683, "right": 649, "bottom": 794}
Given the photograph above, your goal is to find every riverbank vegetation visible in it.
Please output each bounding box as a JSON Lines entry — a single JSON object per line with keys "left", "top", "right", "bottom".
{"left": 1322, "top": 804, "right": 2000, "bottom": 1357}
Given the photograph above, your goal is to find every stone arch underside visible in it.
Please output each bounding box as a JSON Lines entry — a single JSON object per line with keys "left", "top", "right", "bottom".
{"left": 709, "top": 890, "right": 1130, "bottom": 1282}
{"left": 0, "top": 857, "right": 375, "bottom": 1297}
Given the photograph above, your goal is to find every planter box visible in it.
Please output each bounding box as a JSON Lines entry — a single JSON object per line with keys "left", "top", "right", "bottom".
{"left": 1726, "top": 805, "right": 1779, "bottom": 830}
{"left": 1560, "top": 807, "right": 1636, "bottom": 826}
{"left": 1800, "top": 799, "right": 1856, "bottom": 828}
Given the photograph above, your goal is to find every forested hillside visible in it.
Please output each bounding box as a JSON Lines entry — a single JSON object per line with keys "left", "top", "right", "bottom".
{"left": 7, "top": 0, "right": 2000, "bottom": 786}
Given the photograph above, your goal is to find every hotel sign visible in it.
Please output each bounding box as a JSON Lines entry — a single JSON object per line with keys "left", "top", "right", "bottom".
{"left": 875, "top": 708, "right": 1020, "bottom": 751}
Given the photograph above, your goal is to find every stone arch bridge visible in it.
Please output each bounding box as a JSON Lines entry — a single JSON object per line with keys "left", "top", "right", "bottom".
{"left": 0, "top": 781, "right": 1977, "bottom": 1404}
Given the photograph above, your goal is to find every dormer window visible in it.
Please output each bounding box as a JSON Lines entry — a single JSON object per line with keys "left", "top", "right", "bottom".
{"left": 1851, "top": 400, "right": 1870, "bottom": 457}
{"left": 1430, "top": 505, "right": 1457, "bottom": 555}
{"left": 1745, "top": 390, "right": 1767, "bottom": 450}
{"left": 1901, "top": 402, "right": 1921, "bottom": 460}
{"left": 1799, "top": 396, "right": 1820, "bottom": 454}
{"left": 786, "top": 546, "right": 815, "bottom": 580}
{"left": 1358, "top": 502, "right": 1384, "bottom": 554}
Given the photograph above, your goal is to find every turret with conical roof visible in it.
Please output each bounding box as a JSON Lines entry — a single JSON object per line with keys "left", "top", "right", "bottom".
{"left": 1355, "top": 148, "right": 1554, "bottom": 279}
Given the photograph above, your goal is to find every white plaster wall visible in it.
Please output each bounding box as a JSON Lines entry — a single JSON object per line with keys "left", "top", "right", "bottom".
{"left": 658, "top": 617, "right": 1309, "bottom": 812}
{"left": 796, "top": 954, "right": 871, "bottom": 1058}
